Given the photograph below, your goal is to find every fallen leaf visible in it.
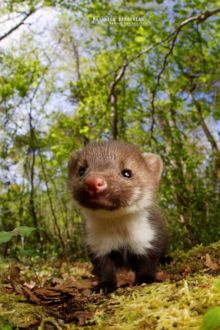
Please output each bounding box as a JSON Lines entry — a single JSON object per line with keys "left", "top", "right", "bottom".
{"left": 204, "top": 254, "right": 218, "bottom": 271}
{"left": 72, "top": 311, "right": 94, "bottom": 326}
{"left": 9, "top": 271, "right": 103, "bottom": 324}
{"left": 183, "top": 266, "right": 192, "bottom": 275}
{"left": 116, "top": 271, "right": 135, "bottom": 287}
{"left": 156, "top": 270, "right": 170, "bottom": 282}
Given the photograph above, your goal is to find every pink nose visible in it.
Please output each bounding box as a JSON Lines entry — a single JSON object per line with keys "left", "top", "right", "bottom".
{"left": 84, "top": 176, "right": 107, "bottom": 195}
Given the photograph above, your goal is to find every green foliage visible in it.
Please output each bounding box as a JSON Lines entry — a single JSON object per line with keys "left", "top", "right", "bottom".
{"left": 216, "top": 282, "right": 220, "bottom": 292}
{"left": 201, "top": 307, "right": 220, "bottom": 330}
{"left": 0, "top": 232, "right": 14, "bottom": 244}
{"left": 0, "top": 316, "right": 13, "bottom": 330}
{"left": 0, "top": 51, "right": 47, "bottom": 101}
{"left": 0, "top": 226, "right": 36, "bottom": 244}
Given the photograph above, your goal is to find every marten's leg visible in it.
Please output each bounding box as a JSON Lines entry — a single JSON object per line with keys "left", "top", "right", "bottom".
{"left": 90, "top": 253, "right": 117, "bottom": 293}
{"left": 129, "top": 250, "right": 160, "bottom": 285}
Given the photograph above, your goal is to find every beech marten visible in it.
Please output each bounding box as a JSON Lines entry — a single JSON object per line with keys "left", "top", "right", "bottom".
{"left": 68, "top": 141, "right": 168, "bottom": 293}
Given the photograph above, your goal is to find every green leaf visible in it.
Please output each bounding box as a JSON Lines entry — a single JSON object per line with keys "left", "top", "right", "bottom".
{"left": 0, "top": 324, "right": 13, "bottom": 330}
{"left": 12, "top": 226, "right": 36, "bottom": 237}
{"left": 0, "top": 231, "right": 14, "bottom": 244}
{"left": 0, "top": 317, "right": 13, "bottom": 330}
{"left": 79, "top": 126, "right": 89, "bottom": 134}
{"left": 135, "top": 36, "right": 145, "bottom": 43}
{"left": 0, "top": 226, "right": 36, "bottom": 245}
{"left": 201, "top": 307, "right": 220, "bottom": 330}
{"left": 215, "top": 282, "right": 220, "bottom": 292}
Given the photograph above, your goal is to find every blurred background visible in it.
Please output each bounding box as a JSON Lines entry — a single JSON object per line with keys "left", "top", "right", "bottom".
{"left": 0, "top": 0, "right": 219, "bottom": 260}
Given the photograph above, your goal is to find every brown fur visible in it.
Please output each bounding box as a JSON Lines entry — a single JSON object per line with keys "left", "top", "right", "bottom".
{"left": 68, "top": 141, "right": 161, "bottom": 211}
{"left": 68, "top": 141, "right": 168, "bottom": 293}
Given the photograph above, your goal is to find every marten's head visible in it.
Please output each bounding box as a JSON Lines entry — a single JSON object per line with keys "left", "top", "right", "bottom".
{"left": 68, "top": 141, "right": 163, "bottom": 212}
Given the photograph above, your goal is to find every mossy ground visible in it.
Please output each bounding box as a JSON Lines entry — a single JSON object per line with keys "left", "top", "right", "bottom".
{"left": 92, "top": 275, "right": 220, "bottom": 330}
{"left": 0, "top": 241, "right": 220, "bottom": 330}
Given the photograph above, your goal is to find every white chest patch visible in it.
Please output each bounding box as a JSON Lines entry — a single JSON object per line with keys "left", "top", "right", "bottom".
{"left": 83, "top": 209, "right": 155, "bottom": 257}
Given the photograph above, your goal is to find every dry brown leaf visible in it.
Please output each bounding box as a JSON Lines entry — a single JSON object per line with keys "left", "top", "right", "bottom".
{"left": 9, "top": 271, "right": 103, "bottom": 324}
{"left": 156, "top": 270, "right": 170, "bottom": 282}
{"left": 204, "top": 253, "right": 218, "bottom": 271}
{"left": 116, "top": 270, "right": 135, "bottom": 287}
{"left": 183, "top": 265, "right": 192, "bottom": 275}
{"left": 72, "top": 311, "right": 94, "bottom": 326}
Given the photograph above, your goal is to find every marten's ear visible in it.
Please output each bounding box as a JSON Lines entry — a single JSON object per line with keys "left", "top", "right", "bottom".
{"left": 142, "top": 153, "right": 163, "bottom": 181}
{"left": 68, "top": 152, "right": 80, "bottom": 178}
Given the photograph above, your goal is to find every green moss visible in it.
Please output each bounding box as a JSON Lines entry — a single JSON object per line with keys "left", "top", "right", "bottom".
{"left": 165, "top": 241, "right": 220, "bottom": 275}
{"left": 90, "top": 275, "right": 220, "bottom": 330}
{"left": 0, "top": 293, "right": 45, "bottom": 328}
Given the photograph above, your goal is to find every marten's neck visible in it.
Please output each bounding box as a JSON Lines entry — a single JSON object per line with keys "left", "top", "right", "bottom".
{"left": 83, "top": 208, "right": 155, "bottom": 257}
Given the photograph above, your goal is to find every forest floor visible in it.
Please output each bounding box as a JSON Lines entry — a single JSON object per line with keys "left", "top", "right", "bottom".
{"left": 0, "top": 242, "right": 220, "bottom": 330}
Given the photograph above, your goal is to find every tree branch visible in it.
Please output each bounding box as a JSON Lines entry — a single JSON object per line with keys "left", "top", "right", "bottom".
{"left": 148, "top": 7, "right": 220, "bottom": 137}
{"left": 39, "top": 152, "right": 68, "bottom": 259}
{"left": 109, "top": 60, "right": 128, "bottom": 139}
{"left": 0, "top": 10, "right": 34, "bottom": 42}
{"left": 189, "top": 91, "right": 219, "bottom": 154}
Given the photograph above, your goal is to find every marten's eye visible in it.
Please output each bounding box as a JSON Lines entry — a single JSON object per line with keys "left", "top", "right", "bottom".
{"left": 121, "top": 169, "right": 132, "bottom": 178}
{"left": 78, "top": 166, "right": 86, "bottom": 177}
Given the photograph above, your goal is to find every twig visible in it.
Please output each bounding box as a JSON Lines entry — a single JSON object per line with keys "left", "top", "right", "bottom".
{"left": 0, "top": 10, "right": 34, "bottom": 42}
{"left": 148, "top": 7, "right": 220, "bottom": 138}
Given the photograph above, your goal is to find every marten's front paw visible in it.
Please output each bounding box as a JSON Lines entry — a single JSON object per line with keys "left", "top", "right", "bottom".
{"left": 93, "top": 281, "right": 116, "bottom": 294}
{"left": 136, "top": 274, "right": 155, "bottom": 285}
